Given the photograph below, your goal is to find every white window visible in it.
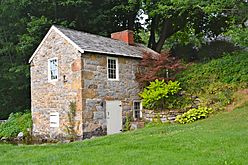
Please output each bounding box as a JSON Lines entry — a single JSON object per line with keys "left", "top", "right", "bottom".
{"left": 50, "top": 112, "right": 59, "bottom": 128}
{"left": 48, "top": 58, "right": 58, "bottom": 82}
{"left": 107, "top": 57, "right": 119, "bottom": 80}
{"left": 133, "top": 101, "right": 142, "bottom": 119}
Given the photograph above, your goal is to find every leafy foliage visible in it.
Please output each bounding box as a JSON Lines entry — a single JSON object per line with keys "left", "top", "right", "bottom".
{"left": 123, "top": 112, "right": 132, "bottom": 131}
{"left": 0, "top": 112, "right": 32, "bottom": 138}
{"left": 140, "top": 80, "right": 181, "bottom": 110}
{"left": 0, "top": 0, "right": 247, "bottom": 119}
{"left": 177, "top": 51, "right": 248, "bottom": 111}
{"left": 0, "top": 0, "right": 142, "bottom": 119}
{"left": 225, "top": 25, "right": 248, "bottom": 47}
{"left": 142, "top": 0, "right": 247, "bottom": 52}
{"left": 178, "top": 51, "right": 248, "bottom": 89}
{"left": 136, "top": 52, "right": 184, "bottom": 87}
{"left": 175, "top": 107, "right": 213, "bottom": 124}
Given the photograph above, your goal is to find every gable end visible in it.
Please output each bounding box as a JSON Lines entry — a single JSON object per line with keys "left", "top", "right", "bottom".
{"left": 28, "top": 25, "right": 84, "bottom": 63}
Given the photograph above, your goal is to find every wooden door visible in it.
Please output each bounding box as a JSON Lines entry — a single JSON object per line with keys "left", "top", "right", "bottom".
{"left": 106, "top": 101, "right": 122, "bottom": 135}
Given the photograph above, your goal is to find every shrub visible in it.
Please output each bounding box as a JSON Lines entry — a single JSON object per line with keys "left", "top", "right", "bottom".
{"left": 199, "top": 82, "right": 237, "bottom": 109}
{"left": 140, "top": 80, "right": 181, "bottom": 110}
{"left": 178, "top": 51, "right": 248, "bottom": 90}
{"left": 177, "top": 51, "right": 248, "bottom": 111}
{"left": 123, "top": 113, "right": 132, "bottom": 131}
{"left": 0, "top": 111, "right": 32, "bottom": 138}
{"left": 175, "top": 107, "right": 213, "bottom": 124}
{"left": 136, "top": 52, "right": 184, "bottom": 87}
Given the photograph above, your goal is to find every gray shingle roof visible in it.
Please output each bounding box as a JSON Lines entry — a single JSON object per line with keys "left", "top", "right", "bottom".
{"left": 55, "top": 25, "right": 158, "bottom": 58}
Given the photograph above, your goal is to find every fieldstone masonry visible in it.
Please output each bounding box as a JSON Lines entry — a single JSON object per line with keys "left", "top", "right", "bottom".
{"left": 142, "top": 109, "right": 183, "bottom": 123}
{"left": 31, "top": 29, "right": 83, "bottom": 139}
{"left": 82, "top": 53, "right": 141, "bottom": 138}
{"left": 30, "top": 29, "right": 142, "bottom": 139}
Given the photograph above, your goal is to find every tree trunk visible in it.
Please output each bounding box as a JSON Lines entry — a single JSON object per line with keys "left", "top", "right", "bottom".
{"left": 148, "top": 16, "right": 158, "bottom": 49}
{"left": 154, "top": 20, "right": 173, "bottom": 52}
{"left": 127, "top": 13, "right": 135, "bottom": 30}
{"left": 52, "top": 0, "right": 57, "bottom": 21}
{"left": 153, "top": 18, "right": 185, "bottom": 52}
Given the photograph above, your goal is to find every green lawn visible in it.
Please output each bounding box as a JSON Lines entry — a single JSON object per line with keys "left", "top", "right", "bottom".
{"left": 0, "top": 104, "right": 248, "bottom": 165}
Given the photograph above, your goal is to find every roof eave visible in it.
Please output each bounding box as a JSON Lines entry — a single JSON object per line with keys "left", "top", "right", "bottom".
{"left": 84, "top": 49, "right": 143, "bottom": 59}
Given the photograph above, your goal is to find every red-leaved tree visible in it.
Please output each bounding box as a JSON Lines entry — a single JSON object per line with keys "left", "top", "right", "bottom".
{"left": 136, "top": 51, "right": 184, "bottom": 87}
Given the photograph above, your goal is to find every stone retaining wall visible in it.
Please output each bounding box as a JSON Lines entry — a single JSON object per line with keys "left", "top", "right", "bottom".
{"left": 142, "top": 109, "right": 183, "bottom": 123}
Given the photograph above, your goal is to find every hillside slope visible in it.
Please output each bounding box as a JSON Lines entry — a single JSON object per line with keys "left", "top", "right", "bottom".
{"left": 179, "top": 51, "right": 248, "bottom": 86}
{"left": 0, "top": 104, "right": 248, "bottom": 164}
{"left": 177, "top": 51, "right": 248, "bottom": 111}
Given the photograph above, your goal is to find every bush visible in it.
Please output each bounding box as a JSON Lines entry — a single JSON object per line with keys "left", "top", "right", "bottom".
{"left": 0, "top": 111, "right": 32, "bottom": 138}
{"left": 178, "top": 51, "right": 248, "bottom": 90}
{"left": 198, "top": 82, "right": 238, "bottom": 109}
{"left": 175, "top": 107, "right": 213, "bottom": 124}
{"left": 140, "top": 80, "right": 181, "bottom": 110}
{"left": 177, "top": 51, "right": 248, "bottom": 111}
{"left": 135, "top": 52, "right": 184, "bottom": 87}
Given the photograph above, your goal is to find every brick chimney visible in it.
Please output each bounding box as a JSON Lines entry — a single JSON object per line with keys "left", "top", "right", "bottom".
{"left": 111, "top": 30, "right": 134, "bottom": 45}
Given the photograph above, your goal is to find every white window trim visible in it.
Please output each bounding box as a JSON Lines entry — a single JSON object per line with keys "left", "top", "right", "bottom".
{"left": 133, "top": 101, "right": 142, "bottom": 119}
{"left": 107, "top": 57, "right": 119, "bottom": 81}
{"left": 48, "top": 57, "right": 59, "bottom": 82}
{"left": 50, "top": 112, "right": 59, "bottom": 128}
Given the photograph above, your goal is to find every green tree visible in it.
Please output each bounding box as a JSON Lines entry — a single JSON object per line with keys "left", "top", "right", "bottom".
{"left": 141, "top": 0, "right": 248, "bottom": 52}
{"left": 0, "top": 0, "right": 142, "bottom": 119}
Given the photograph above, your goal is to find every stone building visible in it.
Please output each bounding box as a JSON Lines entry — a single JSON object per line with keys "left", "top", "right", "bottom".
{"left": 29, "top": 25, "right": 158, "bottom": 139}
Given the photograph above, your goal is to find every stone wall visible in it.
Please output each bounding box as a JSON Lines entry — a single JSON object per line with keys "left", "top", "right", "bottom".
{"left": 142, "top": 109, "right": 183, "bottom": 123}
{"left": 30, "top": 29, "right": 83, "bottom": 139}
{"left": 81, "top": 53, "right": 141, "bottom": 138}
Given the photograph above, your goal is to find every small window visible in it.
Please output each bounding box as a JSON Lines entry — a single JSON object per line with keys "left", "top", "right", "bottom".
{"left": 48, "top": 58, "right": 58, "bottom": 81}
{"left": 133, "top": 101, "right": 142, "bottom": 119}
{"left": 107, "top": 57, "right": 119, "bottom": 80}
{"left": 50, "top": 112, "right": 59, "bottom": 128}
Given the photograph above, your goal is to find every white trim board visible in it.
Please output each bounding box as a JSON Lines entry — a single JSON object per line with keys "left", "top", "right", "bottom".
{"left": 28, "top": 25, "right": 84, "bottom": 63}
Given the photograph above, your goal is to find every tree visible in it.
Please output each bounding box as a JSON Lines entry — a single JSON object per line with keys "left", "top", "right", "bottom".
{"left": 0, "top": 0, "right": 143, "bottom": 119}
{"left": 136, "top": 52, "right": 184, "bottom": 87}
{"left": 0, "top": 0, "right": 246, "bottom": 118}
{"left": 141, "top": 0, "right": 248, "bottom": 52}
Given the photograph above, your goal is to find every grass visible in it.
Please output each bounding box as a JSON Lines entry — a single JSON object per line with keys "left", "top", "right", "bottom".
{"left": 0, "top": 104, "right": 248, "bottom": 165}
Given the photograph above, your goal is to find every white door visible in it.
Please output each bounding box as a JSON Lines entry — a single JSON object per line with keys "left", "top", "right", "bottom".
{"left": 106, "top": 100, "right": 122, "bottom": 135}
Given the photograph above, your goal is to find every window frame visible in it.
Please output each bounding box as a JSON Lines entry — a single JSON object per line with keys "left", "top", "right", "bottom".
{"left": 133, "top": 101, "right": 142, "bottom": 119}
{"left": 48, "top": 57, "right": 59, "bottom": 82}
{"left": 107, "top": 57, "right": 119, "bottom": 81}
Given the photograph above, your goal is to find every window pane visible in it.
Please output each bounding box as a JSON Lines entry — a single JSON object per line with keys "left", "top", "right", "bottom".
{"left": 134, "top": 110, "right": 140, "bottom": 119}
{"left": 133, "top": 102, "right": 141, "bottom": 118}
{"left": 134, "top": 102, "right": 140, "bottom": 110}
{"left": 108, "top": 58, "right": 117, "bottom": 79}
{"left": 49, "top": 58, "right": 58, "bottom": 80}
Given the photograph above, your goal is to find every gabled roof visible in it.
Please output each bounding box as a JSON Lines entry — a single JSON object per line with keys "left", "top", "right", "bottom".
{"left": 29, "top": 25, "right": 158, "bottom": 63}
